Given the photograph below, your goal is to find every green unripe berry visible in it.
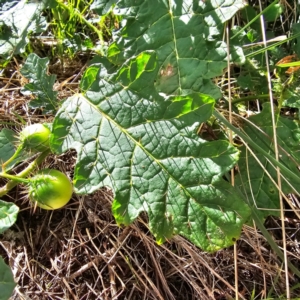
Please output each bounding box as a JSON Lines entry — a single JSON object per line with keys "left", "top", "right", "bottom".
{"left": 28, "top": 169, "right": 73, "bottom": 210}
{"left": 20, "top": 124, "right": 51, "bottom": 153}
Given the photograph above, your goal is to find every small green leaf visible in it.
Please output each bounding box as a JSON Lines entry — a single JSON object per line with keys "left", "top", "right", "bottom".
{"left": 0, "top": 200, "right": 19, "bottom": 234}
{"left": 236, "top": 103, "right": 300, "bottom": 219}
{"left": 0, "top": 256, "right": 16, "bottom": 300}
{"left": 0, "top": 128, "right": 31, "bottom": 172}
{"left": 281, "top": 82, "right": 300, "bottom": 119}
{"left": 20, "top": 53, "right": 58, "bottom": 114}
{"left": 0, "top": 128, "right": 17, "bottom": 171}
{"left": 263, "top": 3, "right": 283, "bottom": 22}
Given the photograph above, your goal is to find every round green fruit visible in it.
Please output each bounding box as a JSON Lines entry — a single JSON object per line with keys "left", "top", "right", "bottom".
{"left": 28, "top": 169, "right": 73, "bottom": 210}
{"left": 20, "top": 123, "right": 51, "bottom": 153}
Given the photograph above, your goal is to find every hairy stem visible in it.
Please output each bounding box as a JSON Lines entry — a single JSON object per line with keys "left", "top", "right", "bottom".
{"left": 2, "top": 145, "right": 23, "bottom": 171}
{"left": 0, "top": 150, "right": 50, "bottom": 197}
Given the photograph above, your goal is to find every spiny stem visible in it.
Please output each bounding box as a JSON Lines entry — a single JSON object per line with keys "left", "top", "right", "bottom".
{"left": 0, "top": 150, "right": 50, "bottom": 197}
{"left": 2, "top": 145, "right": 24, "bottom": 171}
{"left": 0, "top": 173, "right": 29, "bottom": 184}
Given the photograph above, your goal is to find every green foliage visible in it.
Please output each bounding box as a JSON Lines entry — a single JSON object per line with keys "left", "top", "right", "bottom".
{"left": 236, "top": 58, "right": 269, "bottom": 95}
{"left": 263, "top": 3, "right": 283, "bottom": 22}
{"left": 0, "top": 125, "right": 51, "bottom": 173}
{"left": 91, "top": 0, "right": 116, "bottom": 14}
{"left": 279, "top": 79, "right": 300, "bottom": 116}
{"left": 108, "top": 0, "right": 245, "bottom": 98}
{"left": 272, "top": 53, "right": 300, "bottom": 117}
{"left": 0, "top": 0, "right": 47, "bottom": 65}
{"left": 51, "top": 51, "right": 250, "bottom": 252}
{"left": 292, "top": 23, "right": 300, "bottom": 57}
{"left": 232, "top": 1, "right": 287, "bottom": 98}
{"left": 1, "top": 0, "right": 300, "bottom": 255}
{"left": 20, "top": 53, "right": 58, "bottom": 114}
{"left": 0, "top": 256, "right": 16, "bottom": 300}
{"left": 238, "top": 1, "right": 284, "bottom": 42}
{"left": 48, "top": 0, "right": 93, "bottom": 55}
{"left": 0, "top": 128, "right": 36, "bottom": 172}
{"left": 46, "top": 0, "right": 114, "bottom": 56}
{"left": 236, "top": 103, "right": 300, "bottom": 219}
{"left": 0, "top": 200, "right": 19, "bottom": 234}
{"left": 0, "top": 129, "right": 18, "bottom": 172}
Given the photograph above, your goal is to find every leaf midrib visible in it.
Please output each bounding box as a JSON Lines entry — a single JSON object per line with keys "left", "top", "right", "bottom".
{"left": 82, "top": 94, "right": 214, "bottom": 226}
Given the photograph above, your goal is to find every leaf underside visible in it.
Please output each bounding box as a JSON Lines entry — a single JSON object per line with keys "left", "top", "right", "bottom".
{"left": 51, "top": 0, "right": 250, "bottom": 252}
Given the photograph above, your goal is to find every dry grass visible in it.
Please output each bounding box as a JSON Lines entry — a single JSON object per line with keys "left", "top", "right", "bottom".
{"left": 1, "top": 181, "right": 300, "bottom": 299}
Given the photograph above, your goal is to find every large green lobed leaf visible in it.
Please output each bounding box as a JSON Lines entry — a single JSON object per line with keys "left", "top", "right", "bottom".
{"left": 51, "top": 0, "right": 249, "bottom": 252}
{"left": 51, "top": 52, "right": 250, "bottom": 252}
{"left": 108, "top": 0, "right": 245, "bottom": 98}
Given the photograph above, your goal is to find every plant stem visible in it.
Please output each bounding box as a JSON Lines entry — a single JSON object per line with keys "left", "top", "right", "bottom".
{"left": 2, "top": 145, "right": 23, "bottom": 171}
{"left": 0, "top": 173, "right": 29, "bottom": 184}
{"left": 0, "top": 150, "right": 50, "bottom": 197}
{"left": 246, "top": 31, "right": 300, "bottom": 58}
{"left": 230, "top": 94, "right": 269, "bottom": 105}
